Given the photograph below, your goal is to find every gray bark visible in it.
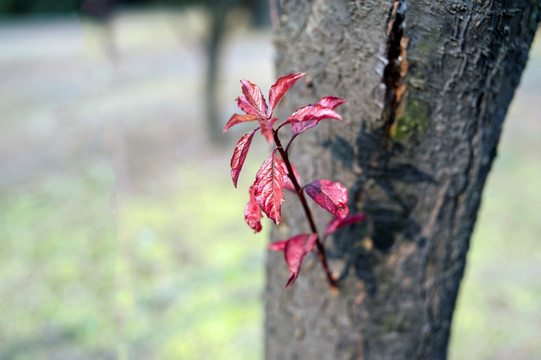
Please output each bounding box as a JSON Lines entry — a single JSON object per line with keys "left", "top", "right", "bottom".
{"left": 265, "top": 1, "right": 539, "bottom": 359}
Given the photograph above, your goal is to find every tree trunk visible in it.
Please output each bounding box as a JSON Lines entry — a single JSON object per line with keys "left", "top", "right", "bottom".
{"left": 265, "top": 1, "right": 539, "bottom": 359}
{"left": 204, "top": 0, "right": 231, "bottom": 143}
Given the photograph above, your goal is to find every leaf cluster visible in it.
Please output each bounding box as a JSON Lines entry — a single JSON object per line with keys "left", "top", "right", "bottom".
{"left": 224, "top": 73, "right": 366, "bottom": 288}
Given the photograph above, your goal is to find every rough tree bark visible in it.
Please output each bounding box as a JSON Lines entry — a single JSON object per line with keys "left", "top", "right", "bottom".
{"left": 265, "top": 1, "right": 539, "bottom": 359}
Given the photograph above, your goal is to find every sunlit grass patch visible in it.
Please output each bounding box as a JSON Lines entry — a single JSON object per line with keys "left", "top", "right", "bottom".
{"left": 0, "top": 161, "right": 117, "bottom": 359}
{"left": 114, "top": 159, "right": 265, "bottom": 358}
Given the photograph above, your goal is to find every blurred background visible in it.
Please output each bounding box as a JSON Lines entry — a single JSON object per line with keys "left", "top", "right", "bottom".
{"left": 0, "top": 1, "right": 539, "bottom": 359}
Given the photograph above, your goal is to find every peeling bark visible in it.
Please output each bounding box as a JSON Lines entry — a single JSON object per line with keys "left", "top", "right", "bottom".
{"left": 383, "top": 0, "right": 408, "bottom": 145}
{"left": 265, "top": 1, "right": 539, "bottom": 359}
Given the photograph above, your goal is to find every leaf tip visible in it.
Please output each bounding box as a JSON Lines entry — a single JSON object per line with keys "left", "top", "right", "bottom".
{"left": 268, "top": 240, "right": 286, "bottom": 251}
{"left": 285, "top": 272, "right": 298, "bottom": 288}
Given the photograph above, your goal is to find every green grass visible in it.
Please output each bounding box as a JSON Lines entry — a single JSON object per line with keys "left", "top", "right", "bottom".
{"left": 114, "top": 161, "right": 266, "bottom": 359}
{"left": 0, "top": 158, "right": 267, "bottom": 359}
{"left": 0, "top": 161, "right": 117, "bottom": 359}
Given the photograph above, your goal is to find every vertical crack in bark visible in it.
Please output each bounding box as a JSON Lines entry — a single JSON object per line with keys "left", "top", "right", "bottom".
{"left": 382, "top": 0, "right": 408, "bottom": 147}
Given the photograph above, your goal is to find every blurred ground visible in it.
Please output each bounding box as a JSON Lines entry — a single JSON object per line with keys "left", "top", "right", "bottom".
{"left": 0, "top": 7, "right": 539, "bottom": 360}
{"left": 0, "top": 6, "right": 273, "bottom": 359}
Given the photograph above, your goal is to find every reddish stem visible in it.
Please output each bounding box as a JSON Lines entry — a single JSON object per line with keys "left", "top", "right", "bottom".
{"left": 273, "top": 130, "right": 338, "bottom": 291}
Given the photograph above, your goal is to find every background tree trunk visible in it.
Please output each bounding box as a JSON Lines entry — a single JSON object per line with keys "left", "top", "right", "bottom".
{"left": 265, "top": 1, "right": 539, "bottom": 359}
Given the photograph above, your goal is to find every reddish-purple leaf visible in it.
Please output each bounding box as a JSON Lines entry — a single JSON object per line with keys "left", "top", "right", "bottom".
{"left": 285, "top": 104, "right": 342, "bottom": 135}
{"left": 241, "top": 79, "right": 268, "bottom": 119}
{"left": 324, "top": 213, "right": 367, "bottom": 238}
{"left": 304, "top": 179, "right": 349, "bottom": 219}
{"left": 317, "top": 96, "right": 346, "bottom": 110}
{"left": 230, "top": 129, "right": 258, "bottom": 188}
{"left": 284, "top": 233, "right": 318, "bottom": 288}
{"left": 285, "top": 104, "right": 342, "bottom": 124}
{"left": 223, "top": 113, "right": 259, "bottom": 133}
{"left": 285, "top": 272, "right": 298, "bottom": 287}
{"left": 253, "top": 150, "right": 288, "bottom": 225}
{"left": 268, "top": 73, "right": 305, "bottom": 116}
{"left": 245, "top": 185, "right": 263, "bottom": 233}
{"left": 291, "top": 120, "right": 317, "bottom": 136}
{"left": 287, "top": 98, "right": 345, "bottom": 135}
{"left": 236, "top": 96, "right": 261, "bottom": 117}
{"left": 304, "top": 233, "right": 318, "bottom": 252}
{"left": 281, "top": 162, "right": 301, "bottom": 192}
{"left": 268, "top": 240, "right": 286, "bottom": 251}
{"left": 259, "top": 117, "right": 278, "bottom": 144}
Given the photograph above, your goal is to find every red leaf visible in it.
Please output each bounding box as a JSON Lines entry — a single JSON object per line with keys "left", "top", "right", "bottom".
{"left": 245, "top": 185, "right": 263, "bottom": 233}
{"left": 304, "top": 179, "right": 349, "bottom": 219}
{"left": 268, "top": 240, "right": 286, "bottom": 251}
{"left": 317, "top": 96, "right": 346, "bottom": 110}
{"left": 284, "top": 233, "right": 318, "bottom": 288}
{"left": 230, "top": 129, "right": 257, "bottom": 188}
{"left": 286, "top": 104, "right": 342, "bottom": 124}
{"left": 253, "top": 150, "right": 288, "bottom": 225}
{"left": 259, "top": 117, "right": 278, "bottom": 144}
{"left": 268, "top": 73, "right": 305, "bottom": 116}
{"left": 304, "top": 233, "right": 318, "bottom": 251}
{"left": 236, "top": 96, "right": 260, "bottom": 117}
{"left": 285, "top": 104, "right": 342, "bottom": 135}
{"left": 324, "top": 213, "right": 367, "bottom": 237}
{"left": 241, "top": 79, "right": 268, "bottom": 119}
{"left": 291, "top": 120, "right": 317, "bottom": 136}
{"left": 223, "top": 113, "right": 259, "bottom": 133}
{"left": 280, "top": 161, "right": 301, "bottom": 192}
